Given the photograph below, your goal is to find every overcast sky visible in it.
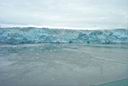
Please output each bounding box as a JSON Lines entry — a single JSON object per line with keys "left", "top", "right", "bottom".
{"left": 0, "top": 0, "right": 128, "bottom": 29}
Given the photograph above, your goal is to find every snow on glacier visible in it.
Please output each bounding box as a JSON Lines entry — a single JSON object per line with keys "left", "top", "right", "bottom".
{"left": 0, "top": 27, "right": 128, "bottom": 44}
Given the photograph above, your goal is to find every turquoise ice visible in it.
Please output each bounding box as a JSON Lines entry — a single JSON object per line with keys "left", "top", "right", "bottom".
{"left": 0, "top": 27, "right": 128, "bottom": 44}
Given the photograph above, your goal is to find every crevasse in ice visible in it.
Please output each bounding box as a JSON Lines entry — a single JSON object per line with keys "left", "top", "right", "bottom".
{"left": 0, "top": 27, "right": 128, "bottom": 44}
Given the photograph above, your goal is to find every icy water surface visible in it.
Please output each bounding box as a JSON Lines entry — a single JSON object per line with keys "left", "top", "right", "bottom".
{"left": 0, "top": 44, "right": 128, "bottom": 86}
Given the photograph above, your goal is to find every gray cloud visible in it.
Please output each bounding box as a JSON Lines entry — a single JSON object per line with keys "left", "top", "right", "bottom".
{"left": 0, "top": 0, "right": 128, "bottom": 29}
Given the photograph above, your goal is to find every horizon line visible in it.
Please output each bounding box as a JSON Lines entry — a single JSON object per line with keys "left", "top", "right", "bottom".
{"left": 0, "top": 23, "right": 127, "bottom": 30}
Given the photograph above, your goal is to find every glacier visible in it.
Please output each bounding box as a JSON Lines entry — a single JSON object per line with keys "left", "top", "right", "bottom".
{"left": 0, "top": 27, "right": 128, "bottom": 44}
{"left": 0, "top": 27, "right": 128, "bottom": 86}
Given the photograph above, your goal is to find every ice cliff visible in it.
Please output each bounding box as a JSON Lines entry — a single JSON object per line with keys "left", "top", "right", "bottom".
{"left": 0, "top": 27, "right": 128, "bottom": 44}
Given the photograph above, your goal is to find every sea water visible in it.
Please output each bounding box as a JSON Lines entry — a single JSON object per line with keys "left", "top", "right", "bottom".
{"left": 0, "top": 44, "right": 128, "bottom": 86}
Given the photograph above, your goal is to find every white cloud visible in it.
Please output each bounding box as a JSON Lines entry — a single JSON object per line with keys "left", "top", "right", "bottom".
{"left": 0, "top": 0, "right": 128, "bottom": 29}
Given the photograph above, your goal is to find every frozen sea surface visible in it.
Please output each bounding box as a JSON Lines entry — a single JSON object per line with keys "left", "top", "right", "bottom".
{"left": 0, "top": 44, "right": 128, "bottom": 86}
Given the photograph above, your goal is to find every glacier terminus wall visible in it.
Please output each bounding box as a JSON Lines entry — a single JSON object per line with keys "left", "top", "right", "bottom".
{"left": 0, "top": 27, "right": 128, "bottom": 44}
